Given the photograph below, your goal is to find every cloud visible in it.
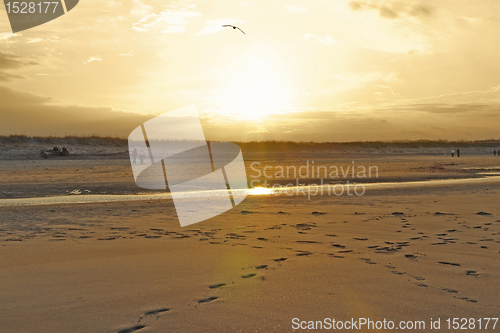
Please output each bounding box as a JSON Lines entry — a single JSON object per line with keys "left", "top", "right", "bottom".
{"left": 132, "top": 6, "right": 201, "bottom": 34}
{"left": 85, "top": 56, "right": 102, "bottom": 64}
{"left": 0, "top": 33, "right": 19, "bottom": 42}
{"left": 130, "top": 0, "right": 154, "bottom": 17}
{"left": 27, "top": 38, "right": 44, "bottom": 44}
{"left": 0, "top": 52, "right": 35, "bottom": 81}
{"left": 390, "top": 103, "right": 495, "bottom": 115}
{"left": 161, "top": 26, "right": 186, "bottom": 34}
{"left": 303, "top": 34, "right": 336, "bottom": 46}
{"left": 196, "top": 19, "right": 241, "bottom": 35}
{"left": 349, "top": 1, "right": 433, "bottom": 19}
{"left": 0, "top": 87, "right": 151, "bottom": 137}
{"left": 203, "top": 101, "right": 500, "bottom": 142}
{"left": 285, "top": 5, "right": 307, "bottom": 13}
{"left": 0, "top": 52, "right": 38, "bottom": 69}
{"left": 390, "top": 84, "right": 500, "bottom": 106}
{"left": 118, "top": 51, "right": 134, "bottom": 57}
{"left": 0, "top": 72, "right": 25, "bottom": 81}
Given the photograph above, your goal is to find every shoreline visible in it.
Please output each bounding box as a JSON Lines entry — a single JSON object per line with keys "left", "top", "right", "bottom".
{"left": 1, "top": 175, "right": 500, "bottom": 207}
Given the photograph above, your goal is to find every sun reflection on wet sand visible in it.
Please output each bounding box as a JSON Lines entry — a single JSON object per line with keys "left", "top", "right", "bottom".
{"left": 248, "top": 187, "right": 274, "bottom": 195}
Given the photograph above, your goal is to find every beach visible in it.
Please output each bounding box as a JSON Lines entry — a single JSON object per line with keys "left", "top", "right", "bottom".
{"left": 1, "top": 143, "right": 500, "bottom": 332}
{"left": 3, "top": 0, "right": 500, "bottom": 330}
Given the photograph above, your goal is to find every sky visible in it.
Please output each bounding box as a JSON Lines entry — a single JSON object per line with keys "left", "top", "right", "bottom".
{"left": 1, "top": 0, "right": 500, "bottom": 142}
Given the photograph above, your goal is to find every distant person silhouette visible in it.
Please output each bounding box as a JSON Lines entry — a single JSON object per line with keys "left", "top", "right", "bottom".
{"left": 494, "top": 149, "right": 497, "bottom": 156}
{"left": 131, "top": 148, "right": 138, "bottom": 164}
{"left": 457, "top": 149, "right": 460, "bottom": 157}
{"left": 138, "top": 153, "right": 146, "bottom": 165}
{"left": 451, "top": 149, "right": 455, "bottom": 157}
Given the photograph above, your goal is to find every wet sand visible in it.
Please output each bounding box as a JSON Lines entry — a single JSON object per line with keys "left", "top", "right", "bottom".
{"left": 1, "top": 150, "right": 499, "bottom": 332}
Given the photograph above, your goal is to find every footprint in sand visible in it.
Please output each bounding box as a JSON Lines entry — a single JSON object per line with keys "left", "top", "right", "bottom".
{"left": 255, "top": 265, "right": 268, "bottom": 269}
{"left": 442, "top": 288, "right": 458, "bottom": 294}
{"left": 296, "top": 251, "right": 313, "bottom": 257}
{"left": 98, "top": 236, "right": 118, "bottom": 241}
{"left": 293, "top": 223, "right": 316, "bottom": 230}
{"left": 198, "top": 297, "right": 219, "bottom": 304}
{"left": 466, "top": 270, "right": 479, "bottom": 277}
{"left": 117, "top": 325, "right": 146, "bottom": 333}
{"left": 241, "top": 273, "right": 256, "bottom": 279}
{"left": 374, "top": 246, "right": 399, "bottom": 253}
{"left": 208, "top": 283, "right": 226, "bottom": 289}
{"left": 359, "top": 258, "right": 376, "bottom": 265}
{"left": 454, "top": 296, "right": 478, "bottom": 303}
{"left": 326, "top": 253, "right": 344, "bottom": 258}
{"left": 273, "top": 257, "right": 287, "bottom": 262}
{"left": 438, "top": 261, "right": 461, "bottom": 266}
{"left": 144, "top": 308, "right": 170, "bottom": 316}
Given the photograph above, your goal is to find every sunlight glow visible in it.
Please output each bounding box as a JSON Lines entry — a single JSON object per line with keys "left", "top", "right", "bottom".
{"left": 217, "top": 45, "right": 292, "bottom": 120}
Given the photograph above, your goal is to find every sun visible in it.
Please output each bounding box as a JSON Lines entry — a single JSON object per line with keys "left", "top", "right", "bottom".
{"left": 217, "top": 45, "right": 292, "bottom": 120}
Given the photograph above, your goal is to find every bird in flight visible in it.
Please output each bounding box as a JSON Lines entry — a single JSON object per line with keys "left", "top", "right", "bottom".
{"left": 222, "top": 25, "right": 246, "bottom": 35}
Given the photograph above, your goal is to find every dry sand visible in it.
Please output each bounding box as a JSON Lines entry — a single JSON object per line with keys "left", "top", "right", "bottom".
{"left": 0, "top": 145, "right": 499, "bottom": 332}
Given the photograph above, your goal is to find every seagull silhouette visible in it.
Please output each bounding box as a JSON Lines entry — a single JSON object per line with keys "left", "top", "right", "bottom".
{"left": 222, "top": 25, "right": 246, "bottom": 35}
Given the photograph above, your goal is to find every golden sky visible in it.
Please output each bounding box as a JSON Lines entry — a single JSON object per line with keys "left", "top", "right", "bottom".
{"left": 1, "top": 0, "right": 500, "bottom": 141}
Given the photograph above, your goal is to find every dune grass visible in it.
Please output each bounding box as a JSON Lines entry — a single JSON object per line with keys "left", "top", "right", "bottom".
{"left": 0, "top": 135, "right": 499, "bottom": 151}
{"left": 0, "top": 135, "right": 128, "bottom": 147}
